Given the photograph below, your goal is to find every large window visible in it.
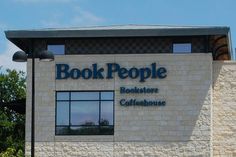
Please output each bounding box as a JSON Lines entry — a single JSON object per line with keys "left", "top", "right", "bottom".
{"left": 173, "top": 43, "right": 192, "bottom": 54}
{"left": 56, "top": 91, "right": 114, "bottom": 135}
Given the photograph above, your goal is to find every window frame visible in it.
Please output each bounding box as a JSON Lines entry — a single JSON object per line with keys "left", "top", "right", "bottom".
{"left": 55, "top": 90, "right": 114, "bottom": 136}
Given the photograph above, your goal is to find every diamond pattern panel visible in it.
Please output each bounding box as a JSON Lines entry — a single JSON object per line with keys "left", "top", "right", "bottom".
{"left": 66, "top": 37, "right": 172, "bottom": 54}
{"left": 192, "top": 37, "right": 205, "bottom": 53}
{"left": 32, "top": 37, "right": 207, "bottom": 55}
{"left": 33, "top": 40, "right": 46, "bottom": 56}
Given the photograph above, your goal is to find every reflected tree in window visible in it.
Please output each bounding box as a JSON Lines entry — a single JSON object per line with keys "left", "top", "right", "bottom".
{"left": 56, "top": 91, "right": 114, "bottom": 135}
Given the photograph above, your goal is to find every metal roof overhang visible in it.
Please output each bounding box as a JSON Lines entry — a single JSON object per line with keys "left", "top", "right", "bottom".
{"left": 5, "top": 26, "right": 231, "bottom": 58}
{"left": 5, "top": 27, "right": 230, "bottom": 38}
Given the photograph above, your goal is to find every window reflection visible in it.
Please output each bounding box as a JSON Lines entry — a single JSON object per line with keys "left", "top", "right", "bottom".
{"left": 70, "top": 126, "right": 100, "bottom": 135}
{"left": 71, "top": 92, "right": 99, "bottom": 100}
{"left": 173, "top": 43, "right": 192, "bottom": 53}
{"left": 56, "top": 126, "right": 113, "bottom": 135}
{"left": 47, "top": 45, "right": 65, "bottom": 55}
{"left": 56, "top": 126, "right": 69, "bottom": 135}
{"left": 101, "top": 92, "right": 113, "bottom": 100}
{"left": 101, "top": 101, "right": 113, "bottom": 125}
{"left": 71, "top": 101, "right": 99, "bottom": 125}
{"left": 56, "top": 102, "right": 69, "bottom": 125}
{"left": 56, "top": 91, "right": 114, "bottom": 135}
{"left": 57, "top": 92, "right": 69, "bottom": 100}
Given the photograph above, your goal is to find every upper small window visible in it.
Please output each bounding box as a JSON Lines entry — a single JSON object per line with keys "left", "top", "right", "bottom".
{"left": 173, "top": 43, "right": 191, "bottom": 54}
{"left": 47, "top": 45, "right": 65, "bottom": 55}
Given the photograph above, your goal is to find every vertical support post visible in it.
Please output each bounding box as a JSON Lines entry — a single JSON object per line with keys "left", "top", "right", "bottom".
{"left": 31, "top": 41, "right": 35, "bottom": 157}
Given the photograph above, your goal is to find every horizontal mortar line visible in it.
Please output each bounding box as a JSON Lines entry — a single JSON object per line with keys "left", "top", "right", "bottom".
{"left": 29, "top": 140, "right": 211, "bottom": 142}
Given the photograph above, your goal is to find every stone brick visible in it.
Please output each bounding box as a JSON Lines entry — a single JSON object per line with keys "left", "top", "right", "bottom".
{"left": 25, "top": 54, "right": 214, "bottom": 156}
{"left": 213, "top": 61, "right": 236, "bottom": 156}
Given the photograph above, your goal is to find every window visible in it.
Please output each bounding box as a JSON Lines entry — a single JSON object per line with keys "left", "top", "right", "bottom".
{"left": 47, "top": 44, "right": 65, "bottom": 55}
{"left": 56, "top": 91, "right": 114, "bottom": 135}
{"left": 173, "top": 43, "right": 191, "bottom": 54}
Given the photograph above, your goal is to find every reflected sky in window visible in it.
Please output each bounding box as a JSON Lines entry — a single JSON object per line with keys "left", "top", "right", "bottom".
{"left": 173, "top": 43, "right": 191, "bottom": 53}
{"left": 101, "top": 101, "right": 113, "bottom": 125}
{"left": 57, "top": 92, "right": 69, "bottom": 100}
{"left": 101, "top": 92, "right": 113, "bottom": 100}
{"left": 56, "top": 91, "right": 114, "bottom": 135}
{"left": 71, "top": 101, "right": 99, "bottom": 125}
{"left": 71, "top": 92, "right": 99, "bottom": 100}
{"left": 47, "top": 45, "right": 65, "bottom": 55}
{"left": 56, "top": 102, "right": 69, "bottom": 125}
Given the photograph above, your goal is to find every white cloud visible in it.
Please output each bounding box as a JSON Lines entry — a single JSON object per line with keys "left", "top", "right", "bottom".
{"left": 0, "top": 41, "right": 26, "bottom": 72}
{"left": 40, "top": 21, "right": 62, "bottom": 28}
{"left": 0, "top": 23, "right": 8, "bottom": 45}
{"left": 41, "top": 6, "right": 104, "bottom": 28}
{"left": 71, "top": 7, "right": 104, "bottom": 26}
{"left": 0, "top": 23, "right": 7, "bottom": 29}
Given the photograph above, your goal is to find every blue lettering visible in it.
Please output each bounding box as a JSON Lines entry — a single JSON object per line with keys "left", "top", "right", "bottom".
{"left": 118, "top": 68, "right": 128, "bottom": 79}
{"left": 56, "top": 63, "right": 167, "bottom": 82}
{"left": 107, "top": 63, "right": 120, "bottom": 79}
{"left": 70, "top": 68, "right": 80, "bottom": 79}
{"left": 151, "top": 63, "right": 157, "bottom": 78}
{"left": 157, "top": 67, "right": 167, "bottom": 79}
{"left": 120, "top": 99, "right": 126, "bottom": 106}
{"left": 128, "top": 67, "right": 139, "bottom": 79}
{"left": 139, "top": 68, "right": 151, "bottom": 82}
{"left": 81, "top": 68, "right": 92, "bottom": 79}
{"left": 120, "top": 87, "right": 125, "bottom": 94}
{"left": 56, "top": 64, "right": 70, "bottom": 79}
{"left": 92, "top": 64, "right": 104, "bottom": 79}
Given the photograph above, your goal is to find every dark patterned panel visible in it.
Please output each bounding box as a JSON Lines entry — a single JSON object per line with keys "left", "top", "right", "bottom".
{"left": 192, "top": 37, "right": 205, "bottom": 53}
{"left": 32, "top": 37, "right": 208, "bottom": 55}
{"left": 33, "top": 39, "right": 46, "bottom": 56}
{"left": 65, "top": 37, "right": 172, "bottom": 54}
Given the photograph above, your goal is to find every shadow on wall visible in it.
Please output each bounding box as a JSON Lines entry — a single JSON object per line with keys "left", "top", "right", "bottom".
{"left": 114, "top": 58, "right": 213, "bottom": 156}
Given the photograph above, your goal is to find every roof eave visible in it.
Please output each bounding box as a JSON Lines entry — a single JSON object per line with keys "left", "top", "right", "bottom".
{"left": 5, "top": 27, "right": 232, "bottom": 60}
{"left": 5, "top": 27, "right": 230, "bottom": 38}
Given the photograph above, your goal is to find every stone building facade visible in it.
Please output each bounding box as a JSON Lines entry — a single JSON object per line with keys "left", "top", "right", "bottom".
{"left": 5, "top": 25, "right": 236, "bottom": 156}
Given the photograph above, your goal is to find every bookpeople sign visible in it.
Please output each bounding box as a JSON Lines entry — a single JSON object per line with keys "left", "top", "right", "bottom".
{"left": 56, "top": 63, "right": 167, "bottom": 106}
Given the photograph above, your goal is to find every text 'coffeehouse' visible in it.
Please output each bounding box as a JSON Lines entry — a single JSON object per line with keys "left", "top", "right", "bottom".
{"left": 5, "top": 25, "right": 236, "bottom": 157}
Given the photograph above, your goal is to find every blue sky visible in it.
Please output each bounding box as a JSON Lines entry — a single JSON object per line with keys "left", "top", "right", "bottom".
{"left": 0, "top": 0, "right": 236, "bottom": 71}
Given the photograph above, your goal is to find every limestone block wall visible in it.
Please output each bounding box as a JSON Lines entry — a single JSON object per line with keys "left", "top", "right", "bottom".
{"left": 212, "top": 61, "right": 236, "bottom": 157}
{"left": 25, "top": 54, "right": 212, "bottom": 156}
